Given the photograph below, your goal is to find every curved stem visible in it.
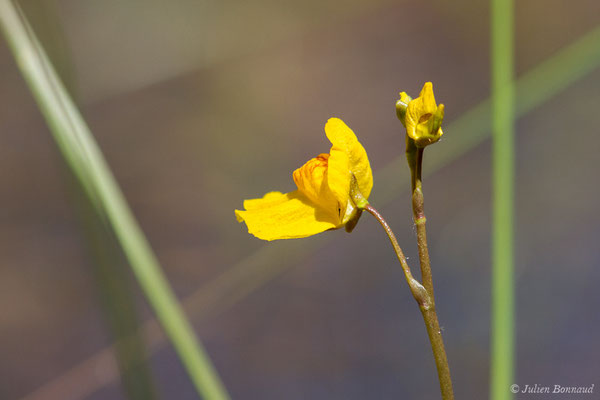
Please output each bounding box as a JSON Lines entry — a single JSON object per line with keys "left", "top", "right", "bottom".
{"left": 364, "top": 204, "right": 430, "bottom": 308}
{"left": 364, "top": 204, "right": 454, "bottom": 400}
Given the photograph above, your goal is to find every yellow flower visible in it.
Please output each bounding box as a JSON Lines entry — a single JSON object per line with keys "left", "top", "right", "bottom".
{"left": 235, "top": 118, "right": 373, "bottom": 241}
{"left": 401, "top": 82, "right": 445, "bottom": 147}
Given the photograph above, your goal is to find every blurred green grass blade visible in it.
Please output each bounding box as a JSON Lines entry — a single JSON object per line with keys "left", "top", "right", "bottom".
{"left": 516, "top": 26, "right": 600, "bottom": 115}
{"left": 21, "top": 1, "right": 161, "bottom": 396}
{"left": 0, "top": 1, "right": 230, "bottom": 399}
{"left": 73, "top": 179, "right": 160, "bottom": 400}
{"left": 491, "top": 0, "right": 515, "bottom": 399}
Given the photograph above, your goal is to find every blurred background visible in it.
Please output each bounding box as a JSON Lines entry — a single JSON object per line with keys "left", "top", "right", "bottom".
{"left": 1, "top": 0, "right": 599, "bottom": 399}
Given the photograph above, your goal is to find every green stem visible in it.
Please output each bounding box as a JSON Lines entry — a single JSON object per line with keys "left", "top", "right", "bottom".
{"left": 363, "top": 204, "right": 453, "bottom": 400}
{"left": 491, "top": 0, "right": 515, "bottom": 398}
{"left": 404, "top": 142, "right": 454, "bottom": 399}
{"left": 408, "top": 146, "right": 435, "bottom": 298}
{"left": 420, "top": 304, "right": 454, "bottom": 400}
{"left": 364, "top": 204, "right": 429, "bottom": 306}
{"left": 0, "top": 1, "right": 229, "bottom": 399}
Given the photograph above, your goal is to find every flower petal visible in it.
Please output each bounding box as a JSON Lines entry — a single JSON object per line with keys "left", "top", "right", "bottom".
{"left": 418, "top": 82, "right": 437, "bottom": 112}
{"left": 325, "top": 118, "right": 373, "bottom": 208}
{"left": 235, "top": 190, "right": 339, "bottom": 241}
{"left": 293, "top": 154, "right": 340, "bottom": 221}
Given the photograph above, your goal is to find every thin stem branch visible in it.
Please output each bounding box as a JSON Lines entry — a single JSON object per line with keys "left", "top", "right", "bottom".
{"left": 364, "top": 204, "right": 430, "bottom": 308}
{"left": 363, "top": 204, "right": 453, "bottom": 400}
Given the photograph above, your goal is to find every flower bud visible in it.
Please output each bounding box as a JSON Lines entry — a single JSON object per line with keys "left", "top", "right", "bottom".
{"left": 400, "top": 82, "right": 445, "bottom": 148}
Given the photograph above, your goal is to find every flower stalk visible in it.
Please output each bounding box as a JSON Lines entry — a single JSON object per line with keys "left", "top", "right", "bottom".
{"left": 351, "top": 175, "right": 453, "bottom": 399}
{"left": 407, "top": 142, "right": 434, "bottom": 297}
{"left": 406, "top": 142, "right": 454, "bottom": 400}
{"left": 362, "top": 203, "right": 431, "bottom": 309}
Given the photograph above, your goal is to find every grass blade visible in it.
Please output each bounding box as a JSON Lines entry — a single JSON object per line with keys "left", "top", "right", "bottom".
{"left": 490, "top": 0, "right": 515, "bottom": 399}
{"left": 0, "top": 1, "right": 229, "bottom": 398}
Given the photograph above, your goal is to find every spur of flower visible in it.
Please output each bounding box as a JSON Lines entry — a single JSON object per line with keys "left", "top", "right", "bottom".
{"left": 235, "top": 118, "right": 373, "bottom": 241}
{"left": 396, "top": 82, "right": 445, "bottom": 147}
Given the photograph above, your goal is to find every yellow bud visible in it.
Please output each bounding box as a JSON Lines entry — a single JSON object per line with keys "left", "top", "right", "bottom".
{"left": 401, "top": 82, "right": 445, "bottom": 148}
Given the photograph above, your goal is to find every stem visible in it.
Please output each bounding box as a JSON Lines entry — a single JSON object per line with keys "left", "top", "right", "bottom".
{"left": 363, "top": 204, "right": 453, "bottom": 400}
{"left": 0, "top": 2, "right": 230, "bottom": 399}
{"left": 421, "top": 307, "right": 454, "bottom": 400}
{"left": 491, "top": 0, "right": 515, "bottom": 398}
{"left": 410, "top": 147, "right": 435, "bottom": 298}
{"left": 364, "top": 204, "right": 430, "bottom": 308}
{"left": 404, "top": 139, "right": 454, "bottom": 399}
